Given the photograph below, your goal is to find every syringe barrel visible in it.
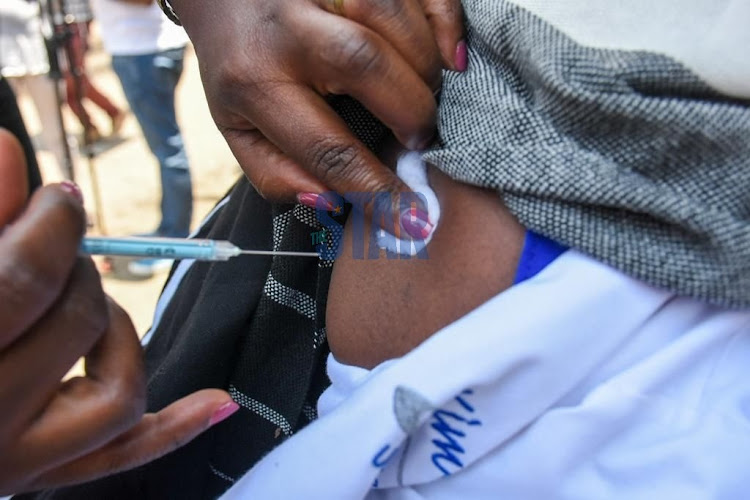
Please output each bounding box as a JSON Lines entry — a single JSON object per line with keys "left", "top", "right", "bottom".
{"left": 81, "top": 237, "right": 223, "bottom": 260}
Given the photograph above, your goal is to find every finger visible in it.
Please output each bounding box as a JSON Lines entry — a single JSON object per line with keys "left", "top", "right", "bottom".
{"left": 31, "top": 390, "right": 237, "bottom": 490}
{"left": 83, "top": 297, "right": 144, "bottom": 391}
{"left": 0, "top": 259, "right": 109, "bottom": 430}
{"left": 244, "top": 85, "right": 402, "bottom": 197}
{"left": 235, "top": 85, "right": 430, "bottom": 237}
{"left": 318, "top": 0, "right": 442, "bottom": 87}
{"left": 0, "top": 184, "right": 86, "bottom": 350}
{"left": 0, "top": 128, "right": 29, "bottom": 225}
{"left": 220, "top": 127, "right": 330, "bottom": 202}
{"left": 14, "top": 299, "right": 144, "bottom": 471}
{"left": 299, "top": 14, "right": 437, "bottom": 149}
{"left": 419, "top": 0, "right": 466, "bottom": 71}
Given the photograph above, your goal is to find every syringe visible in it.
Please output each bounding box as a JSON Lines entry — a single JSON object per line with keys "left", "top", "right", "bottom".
{"left": 80, "top": 236, "right": 320, "bottom": 261}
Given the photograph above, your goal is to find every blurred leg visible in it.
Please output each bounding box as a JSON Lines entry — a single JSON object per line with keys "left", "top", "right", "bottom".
{"left": 83, "top": 75, "right": 121, "bottom": 120}
{"left": 64, "top": 25, "right": 93, "bottom": 131}
{"left": 111, "top": 49, "right": 192, "bottom": 237}
{"left": 65, "top": 72, "right": 95, "bottom": 132}
{"left": 69, "top": 25, "right": 122, "bottom": 121}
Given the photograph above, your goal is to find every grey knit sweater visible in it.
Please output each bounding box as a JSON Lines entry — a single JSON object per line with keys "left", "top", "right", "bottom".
{"left": 424, "top": 0, "right": 750, "bottom": 308}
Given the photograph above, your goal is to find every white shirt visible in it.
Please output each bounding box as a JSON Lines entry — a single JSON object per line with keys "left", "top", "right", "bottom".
{"left": 221, "top": 250, "right": 750, "bottom": 499}
{"left": 512, "top": 0, "right": 750, "bottom": 99}
{"left": 90, "top": 0, "right": 187, "bottom": 56}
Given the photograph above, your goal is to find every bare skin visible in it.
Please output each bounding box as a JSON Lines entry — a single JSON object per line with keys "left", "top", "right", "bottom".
{"left": 0, "top": 1, "right": 465, "bottom": 491}
{"left": 0, "top": 130, "right": 237, "bottom": 495}
{"left": 169, "top": 0, "right": 464, "bottom": 226}
{"left": 327, "top": 163, "right": 526, "bottom": 369}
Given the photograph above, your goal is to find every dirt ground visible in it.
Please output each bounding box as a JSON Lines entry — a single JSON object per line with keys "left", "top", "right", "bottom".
{"left": 16, "top": 25, "right": 241, "bottom": 336}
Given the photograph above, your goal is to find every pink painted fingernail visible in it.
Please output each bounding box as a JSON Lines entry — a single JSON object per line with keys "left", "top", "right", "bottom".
{"left": 60, "top": 180, "right": 83, "bottom": 204}
{"left": 297, "top": 192, "right": 335, "bottom": 211}
{"left": 209, "top": 401, "right": 240, "bottom": 427}
{"left": 400, "top": 206, "right": 433, "bottom": 240}
{"left": 455, "top": 40, "right": 468, "bottom": 72}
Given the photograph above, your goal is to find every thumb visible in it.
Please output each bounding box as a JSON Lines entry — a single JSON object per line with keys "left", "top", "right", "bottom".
{"left": 0, "top": 128, "right": 30, "bottom": 225}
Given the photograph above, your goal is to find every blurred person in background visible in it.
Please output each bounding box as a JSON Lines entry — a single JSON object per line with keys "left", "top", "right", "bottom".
{"left": 1, "top": 0, "right": 72, "bottom": 179}
{"left": 0, "top": 78, "right": 43, "bottom": 193}
{"left": 91, "top": 0, "right": 193, "bottom": 275}
{"left": 59, "top": 0, "right": 125, "bottom": 144}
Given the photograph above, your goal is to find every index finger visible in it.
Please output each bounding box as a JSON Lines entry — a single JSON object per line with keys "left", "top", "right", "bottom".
{"left": 14, "top": 299, "right": 145, "bottom": 473}
{"left": 30, "top": 389, "right": 235, "bottom": 491}
{"left": 237, "top": 85, "right": 433, "bottom": 237}
{"left": 242, "top": 84, "right": 403, "bottom": 197}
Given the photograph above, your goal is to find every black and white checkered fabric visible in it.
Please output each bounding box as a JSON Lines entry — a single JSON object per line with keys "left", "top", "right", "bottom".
{"left": 424, "top": 0, "right": 750, "bottom": 307}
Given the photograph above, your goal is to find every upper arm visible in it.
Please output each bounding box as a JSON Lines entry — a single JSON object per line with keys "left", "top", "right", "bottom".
{"left": 325, "top": 165, "right": 525, "bottom": 368}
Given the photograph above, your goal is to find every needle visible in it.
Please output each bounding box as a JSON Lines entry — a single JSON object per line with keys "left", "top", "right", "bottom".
{"left": 237, "top": 250, "right": 320, "bottom": 257}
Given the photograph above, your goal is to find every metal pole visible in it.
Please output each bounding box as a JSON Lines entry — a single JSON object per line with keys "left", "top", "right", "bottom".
{"left": 37, "top": 0, "right": 75, "bottom": 181}
{"left": 40, "top": 0, "right": 107, "bottom": 234}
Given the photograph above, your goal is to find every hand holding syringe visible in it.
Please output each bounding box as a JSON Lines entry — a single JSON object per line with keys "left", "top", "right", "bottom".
{"left": 80, "top": 236, "right": 320, "bottom": 261}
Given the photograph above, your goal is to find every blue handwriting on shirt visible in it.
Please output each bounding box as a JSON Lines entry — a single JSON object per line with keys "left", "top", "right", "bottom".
{"left": 430, "top": 389, "right": 482, "bottom": 476}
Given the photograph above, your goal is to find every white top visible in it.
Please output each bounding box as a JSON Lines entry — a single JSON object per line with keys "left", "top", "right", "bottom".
{"left": 0, "top": 0, "right": 49, "bottom": 77}
{"left": 220, "top": 249, "right": 750, "bottom": 499}
{"left": 510, "top": 0, "right": 750, "bottom": 99}
{"left": 90, "top": 0, "right": 187, "bottom": 56}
